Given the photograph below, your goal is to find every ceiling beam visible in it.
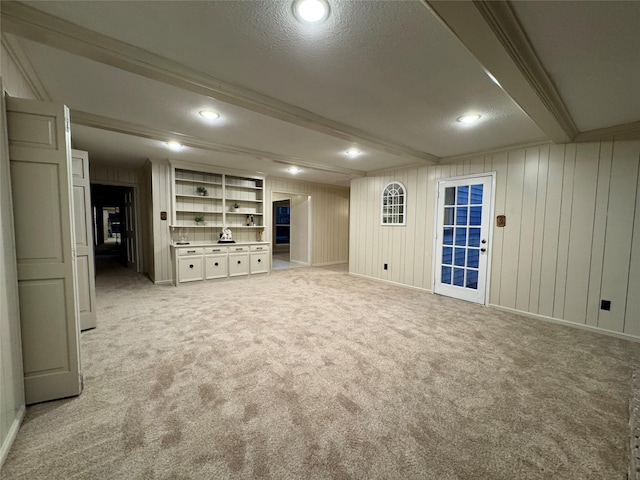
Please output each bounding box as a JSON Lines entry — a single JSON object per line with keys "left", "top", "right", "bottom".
{"left": 70, "top": 110, "right": 367, "bottom": 178}
{"left": 1, "top": 1, "right": 439, "bottom": 165}
{"left": 425, "top": 0, "right": 577, "bottom": 144}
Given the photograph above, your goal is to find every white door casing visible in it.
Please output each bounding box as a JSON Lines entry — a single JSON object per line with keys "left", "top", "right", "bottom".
{"left": 7, "top": 97, "right": 82, "bottom": 404}
{"left": 433, "top": 174, "right": 495, "bottom": 305}
{"left": 124, "top": 187, "right": 137, "bottom": 271}
{"left": 72, "top": 150, "right": 97, "bottom": 331}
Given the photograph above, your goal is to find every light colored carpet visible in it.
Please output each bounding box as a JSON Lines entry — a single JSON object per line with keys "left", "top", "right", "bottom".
{"left": 2, "top": 261, "right": 638, "bottom": 479}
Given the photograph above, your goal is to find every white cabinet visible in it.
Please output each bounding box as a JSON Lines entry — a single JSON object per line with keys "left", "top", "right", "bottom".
{"left": 172, "top": 243, "right": 269, "bottom": 285}
{"left": 250, "top": 245, "right": 270, "bottom": 274}
{"left": 205, "top": 246, "right": 228, "bottom": 279}
{"left": 177, "top": 247, "right": 204, "bottom": 282}
{"left": 228, "top": 245, "right": 250, "bottom": 277}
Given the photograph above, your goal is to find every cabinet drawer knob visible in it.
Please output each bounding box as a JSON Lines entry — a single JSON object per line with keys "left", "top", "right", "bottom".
{"left": 258, "top": 259, "right": 261, "bottom": 263}
{"left": 189, "top": 264, "right": 194, "bottom": 269}
{"left": 214, "top": 262, "right": 219, "bottom": 266}
{"left": 237, "top": 260, "right": 241, "bottom": 265}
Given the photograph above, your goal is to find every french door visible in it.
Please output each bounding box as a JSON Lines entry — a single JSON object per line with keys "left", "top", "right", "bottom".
{"left": 434, "top": 174, "right": 494, "bottom": 304}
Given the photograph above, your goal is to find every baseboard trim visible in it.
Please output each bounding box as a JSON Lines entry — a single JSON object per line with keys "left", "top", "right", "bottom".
{"left": 312, "top": 261, "right": 348, "bottom": 267}
{"left": 154, "top": 279, "right": 173, "bottom": 285}
{"left": 289, "top": 260, "right": 310, "bottom": 267}
{"left": 489, "top": 304, "right": 640, "bottom": 343}
{"left": 0, "top": 404, "right": 25, "bottom": 467}
{"left": 348, "top": 271, "right": 432, "bottom": 294}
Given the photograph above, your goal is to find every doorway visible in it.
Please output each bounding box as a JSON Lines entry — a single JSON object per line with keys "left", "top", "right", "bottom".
{"left": 433, "top": 174, "right": 495, "bottom": 304}
{"left": 91, "top": 184, "right": 138, "bottom": 273}
{"left": 272, "top": 193, "right": 311, "bottom": 270}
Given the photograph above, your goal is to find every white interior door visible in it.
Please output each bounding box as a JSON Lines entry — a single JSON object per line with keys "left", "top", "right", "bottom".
{"left": 72, "top": 150, "right": 97, "bottom": 331}
{"left": 7, "top": 97, "right": 82, "bottom": 404}
{"left": 434, "top": 175, "right": 494, "bottom": 304}
{"left": 124, "top": 187, "right": 137, "bottom": 271}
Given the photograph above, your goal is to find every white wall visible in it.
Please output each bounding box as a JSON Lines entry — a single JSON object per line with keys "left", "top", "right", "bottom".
{"left": 350, "top": 135, "right": 640, "bottom": 339}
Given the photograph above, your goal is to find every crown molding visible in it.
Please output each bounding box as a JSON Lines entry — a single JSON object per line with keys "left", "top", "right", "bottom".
{"left": 575, "top": 121, "right": 640, "bottom": 142}
{"left": 472, "top": 1, "right": 578, "bottom": 140}
{"left": 1, "top": 33, "right": 50, "bottom": 101}
{"left": 425, "top": 0, "right": 575, "bottom": 144}
{"left": 70, "top": 110, "right": 367, "bottom": 178}
{"left": 1, "top": 1, "right": 438, "bottom": 166}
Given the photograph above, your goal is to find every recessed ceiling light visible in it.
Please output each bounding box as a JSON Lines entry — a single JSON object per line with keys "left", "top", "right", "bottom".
{"left": 167, "top": 140, "right": 182, "bottom": 151}
{"left": 293, "top": 0, "right": 330, "bottom": 24}
{"left": 345, "top": 148, "right": 361, "bottom": 158}
{"left": 199, "top": 110, "right": 220, "bottom": 120}
{"left": 457, "top": 114, "right": 481, "bottom": 124}
{"left": 287, "top": 166, "right": 301, "bottom": 174}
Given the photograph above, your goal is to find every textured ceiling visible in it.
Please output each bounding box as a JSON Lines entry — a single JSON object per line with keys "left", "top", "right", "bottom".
{"left": 3, "top": 1, "right": 638, "bottom": 185}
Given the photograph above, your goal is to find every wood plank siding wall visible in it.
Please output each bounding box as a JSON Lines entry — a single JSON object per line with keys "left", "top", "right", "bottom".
{"left": 267, "top": 177, "right": 349, "bottom": 267}
{"left": 350, "top": 136, "right": 640, "bottom": 339}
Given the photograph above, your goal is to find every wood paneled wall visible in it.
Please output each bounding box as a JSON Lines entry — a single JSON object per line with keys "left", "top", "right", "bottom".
{"left": 350, "top": 136, "right": 640, "bottom": 339}
{"left": 149, "top": 159, "right": 173, "bottom": 283}
{"left": 267, "top": 177, "right": 349, "bottom": 266}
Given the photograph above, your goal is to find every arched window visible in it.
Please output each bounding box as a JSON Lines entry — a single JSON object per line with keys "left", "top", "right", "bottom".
{"left": 381, "top": 181, "right": 406, "bottom": 225}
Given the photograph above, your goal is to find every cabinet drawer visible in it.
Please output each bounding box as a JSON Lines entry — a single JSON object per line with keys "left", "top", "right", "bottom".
{"left": 250, "top": 244, "right": 269, "bottom": 252}
{"left": 205, "top": 246, "right": 228, "bottom": 254}
{"left": 178, "top": 256, "right": 204, "bottom": 282}
{"left": 205, "top": 254, "right": 228, "bottom": 279}
{"left": 250, "top": 252, "right": 269, "bottom": 274}
{"left": 228, "top": 253, "right": 250, "bottom": 276}
{"left": 230, "top": 245, "right": 249, "bottom": 253}
{"left": 177, "top": 247, "right": 204, "bottom": 256}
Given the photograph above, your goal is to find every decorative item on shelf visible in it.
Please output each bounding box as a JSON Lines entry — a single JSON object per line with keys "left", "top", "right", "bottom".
{"left": 246, "top": 214, "right": 254, "bottom": 226}
{"left": 196, "top": 186, "right": 208, "bottom": 196}
{"left": 194, "top": 215, "right": 205, "bottom": 226}
{"left": 218, "top": 226, "right": 235, "bottom": 243}
{"left": 256, "top": 228, "right": 265, "bottom": 242}
{"left": 233, "top": 202, "right": 240, "bottom": 213}
{"left": 171, "top": 226, "right": 189, "bottom": 245}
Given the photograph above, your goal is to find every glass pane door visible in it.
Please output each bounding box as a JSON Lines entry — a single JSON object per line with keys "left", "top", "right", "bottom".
{"left": 434, "top": 176, "right": 493, "bottom": 304}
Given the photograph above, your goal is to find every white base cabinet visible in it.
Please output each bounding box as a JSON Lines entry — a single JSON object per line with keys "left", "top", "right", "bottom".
{"left": 250, "top": 245, "right": 269, "bottom": 274}
{"left": 172, "top": 242, "right": 269, "bottom": 285}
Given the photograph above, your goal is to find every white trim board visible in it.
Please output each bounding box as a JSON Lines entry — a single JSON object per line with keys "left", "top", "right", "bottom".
{"left": 490, "top": 304, "right": 640, "bottom": 344}
{"left": 0, "top": 405, "right": 25, "bottom": 467}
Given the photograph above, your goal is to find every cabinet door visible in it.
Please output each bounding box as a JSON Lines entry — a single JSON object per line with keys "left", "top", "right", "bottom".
{"left": 178, "top": 256, "right": 204, "bottom": 282}
{"left": 250, "top": 252, "right": 269, "bottom": 274}
{"left": 205, "top": 254, "right": 228, "bottom": 279}
{"left": 228, "top": 253, "right": 250, "bottom": 277}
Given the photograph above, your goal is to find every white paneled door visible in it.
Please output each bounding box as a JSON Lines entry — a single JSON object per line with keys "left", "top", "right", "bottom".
{"left": 72, "top": 150, "right": 97, "bottom": 331}
{"left": 434, "top": 175, "right": 494, "bottom": 304}
{"left": 7, "top": 97, "right": 82, "bottom": 404}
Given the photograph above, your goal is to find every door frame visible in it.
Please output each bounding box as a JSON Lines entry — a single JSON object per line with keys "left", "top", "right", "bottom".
{"left": 270, "top": 191, "right": 312, "bottom": 266}
{"left": 432, "top": 172, "right": 496, "bottom": 306}
{"left": 91, "top": 181, "right": 142, "bottom": 273}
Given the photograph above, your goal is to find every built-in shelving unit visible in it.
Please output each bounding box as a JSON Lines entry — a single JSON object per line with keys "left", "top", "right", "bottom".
{"left": 170, "top": 164, "right": 265, "bottom": 244}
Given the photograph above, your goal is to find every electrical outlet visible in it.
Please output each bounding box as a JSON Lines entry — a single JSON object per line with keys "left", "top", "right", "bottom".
{"left": 600, "top": 300, "right": 611, "bottom": 311}
{"left": 384, "top": 263, "right": 388, "bottom": 270}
